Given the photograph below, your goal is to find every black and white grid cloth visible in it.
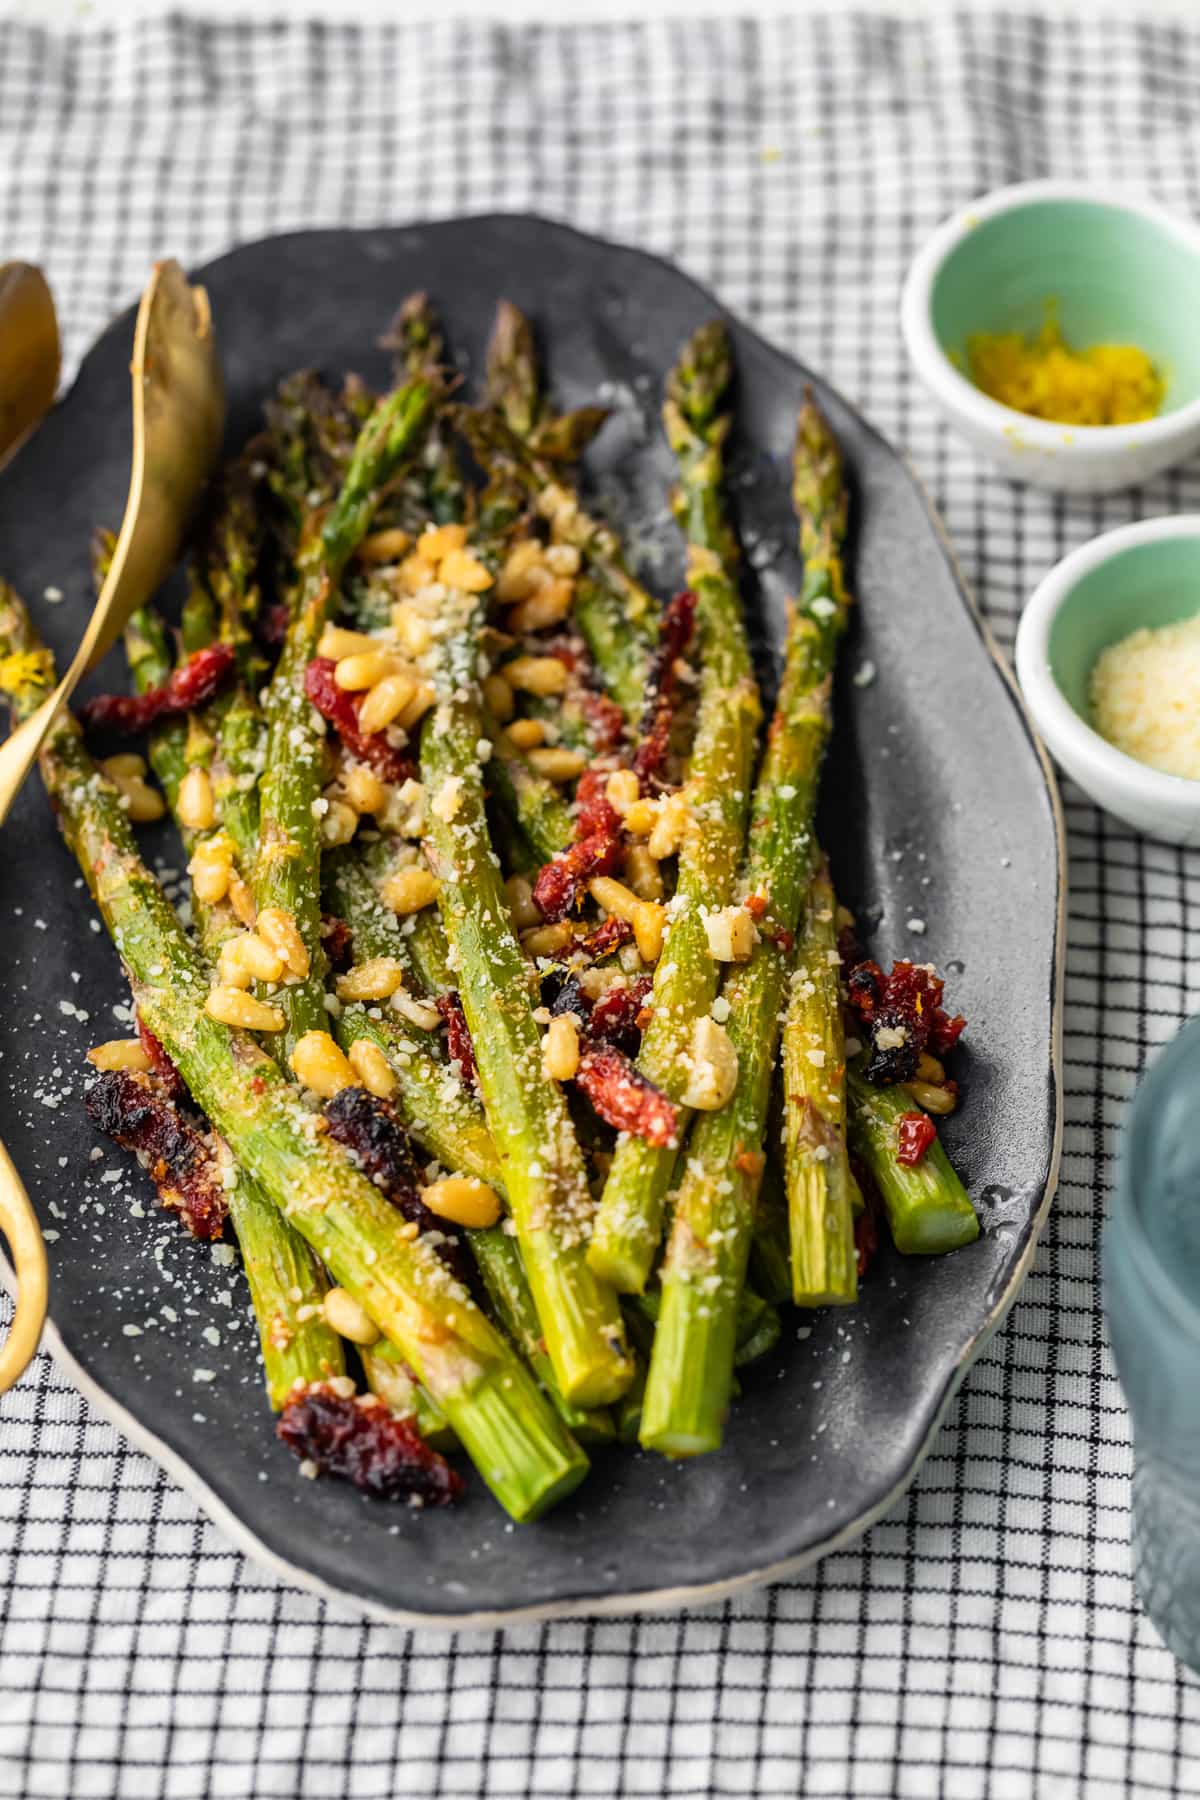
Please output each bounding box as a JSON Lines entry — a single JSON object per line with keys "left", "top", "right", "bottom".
{"left": 2, "top": 8, "right": 1200, "bottom": 1796}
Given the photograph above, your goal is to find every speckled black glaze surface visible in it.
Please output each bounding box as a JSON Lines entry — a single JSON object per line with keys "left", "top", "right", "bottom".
{"left": 0, "top": 218, "right": 1063, "bottom": 1624}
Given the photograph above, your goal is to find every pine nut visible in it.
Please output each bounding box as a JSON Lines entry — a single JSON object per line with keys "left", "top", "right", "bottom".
{"left": 177, "top": 765, "right": 216, "bottom": 831}
{"left": 542, "top": 1014, "right": 581, "bottom": 1081}
{"left": 621, "top": 799, "right": 658, "bottom": 837}
{"left": 419, "top": 522, "right": 468, "bottom": 563}
{"left": 335, "top": 648, "right": 407, "bottom": 691}
{"left": 289, "top": 1029, "right": 356, "bottom": 1098}
{"left": 218, "top": 932, "right": 285, "bottom": 988}
{"left": 227, "top": 872, "right": 256, "bottom": 928}
{"left": 625, "top": 844, "right": 664, "bottom": 901}
{"left": 421, "top": 1176, "right": 502, "bottom": 1230}
{"left": 588, "top": 876, "right": 641, "bottom": 924}
{"left": 647, "top": 792, "right": 690, "bottom": 860}
{"left": 341, "top": 763, "right": 388, "bottom": 816}
{"left": 256, "top": 907, "right": 310, "bottom": 979}
{"left": 508, "top": 578, "right": 573, "bottom": 634}
{"left": 505, "top": 654, "right": 568, "bottom": 697}
{"left": 915, "top": 1052, "right": 946, "bottom": 1084}
{"left": 482, "top": 672, "right": 515, "bottom": 723}
{"left": 205, "top": 986, "right": 285, "bottom": 1032}
{"left": 496, "top": 538, "right": 546, "bottom": 601}
{"left": 87, "top": 1039, "right": 153, "bottom": 1073}
{"left": 605, "top": 769, "right": 640, "bottom": 811}
{"left": 544, "top": 543, "right": 581, "bottom": 576}
{"left": 390, "top": 602, "right": 433, "bottom": 657}
{"left": 381, "top": 865, "right": 439, "bottom": 914}
{"left": 335, "top": 957, "right": 406, "bottom": 1002}
{"left": 526, "top": 747, "right": 586, "bottom": 782}
{"left": 505, "top": 718, "right": 545, "bottom": 750}
{"left": 520, "top": 921, "right": 577, "bottom": 958}
{"left": 391, "top": 993, "right": 442, "bottom": 1032}
{"left": 356, "top": 527, "right": 412, "bottom": 565}
{"left": 101, "top": 752, "right": 146, "bottom": 781}
{"left": 102, "top": 754, "right": 165, "bottom": 823}
{"left": 504, "top": 874, "right": 541, "bottom": 931}
{"left": 345, "top": 1038, "right": 398, "bottom": 1099}
{"left": 439, "top": 547, "right": 493, "bottom": 593}
{"left": 633, "top": 901, "right": 667, "bottom": 965}
{"left": 320, "top": 799, "right": 359, "bottom": 847}
{"left": 902, "top": 1079, "right": 957, "bottom": 1116}
{"left": 396, "top": 680, "right": 436, "bottom": 732}
{"left": 317, "top": 625, "right": 380, "bottom": 662}
{"left": 188, "top": 834, "right": 236, "bottom": 903}
{"left": 321, "top": 1285, "right": 380, "bottom": 1345}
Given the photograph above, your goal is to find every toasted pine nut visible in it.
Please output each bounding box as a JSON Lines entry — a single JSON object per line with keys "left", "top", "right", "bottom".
{"left": 505, "top": 654, "right": 568, "bottom": 697}
{"left": 520, "top": 921, "right": 577, "bottom": 958}
{"left": 188, "top": 834, "right": 236, "bottom": 904}
{"left": 621, "top": 799, "right": 658, "bottom": 837}
{"left": 345, "top": 1038, "right": 398, "bottom": 1099}
{"left": 381, "top": 864, "right": 439, "bottom": 914}
{"left": 605, "top": 769, "right": 640, "bottom": 811}
{"left": 915, "top": 1052, "right": 946, "bottom": 1085}
{"left": 535, "top": 482, "right": 572, "bottom": 523}
{"left": 218, "top": 932, "right": 285, "bottom": 989}
{"left": 496, "top": 538, "right": 546, "bottom": 602}
{"left": 256, "top": 907, "right": 310, "bottom": 979}
{"left": 419, "top": 522, "right": 468, "bottom": 562}
{"left": 358, "top": 673, "right": 417, "bottom": 735}
{"left": 335, "top": 648, "right": 407, "bottom": 692}
{"left": 101, "top": 752, "right": 146, "bottom": 781}
{"left": 544, "top": 543, "right": 581, "bottom": 576}
{"left": 87, "top": 1039, "right": 152, "bottom": 1073}
{"left": 227, "top": 872, "right": 257, "bottom": 929}
{"left": 396, "top": 680, "right": 436, "bottom": 732}
{"left": 317, "top": 625, "right": 380, "bottom": 662}
{"left": 508, "top": 578, "right": 573, "bottom": 634}
{"left": 505, "top": 718, "right": 545, "bottom": 750}
{"left": 390, "top": 602, "right": 433, "bottom": 657}
{"left": 588, "top": 876, "right": 641, "bottom": 924}
{"left": 633, "top": 901, "right": 667, "bottom": 965}
{"left": 421, "top": 1176, "right": 502, "bottom": 1230}
{"left": 647, "top": 791, "right": 690, "bottom": 860}
{"left": 289, "top": 1029, "right": 356, "bottom": 1098}
{"left": 439, "top": 547, "right": 493, "bottom": 592}
{"left": 482, "top": 672, "right": 515, "bottom": 724}
{"left": 504, "top": 874, "right": 541, "bottom": 932}
{"left": 322, "top": 1285, "right": 380, "bottom": 1345}
{"left": 391, "top": 993, "right": 442, "bottom": 1032}
{"left": 177, "top": 765, "right": 216, "bottom": 831}
{"left": 320, "top": 799, "right": 359, "bottom": 847}
{"left": 356, "top": 527, "right": 412, "bottom": 565}
{"left": 205, "top": 986, "right": 285, "bottom": 1032}
{"left": 335, "top": 957, "right": 407, "bottom": 1002}
{"left": 902, "top": 1080, "right": 957, "bottom": 1116}
{"left": 542, "top": 1014, "right": 581, "bottom": 1081}
{"left": 625, "top": 844, "right": 664, "bottom": 901}
{"left": 527, "top": 747, "right": 586, "bottom": 782}
{"left": 681, "top": 1016, "right": 739, "bottom": 1110}
{"left": 341, "top": 763, "right": 388, "bottom": 816}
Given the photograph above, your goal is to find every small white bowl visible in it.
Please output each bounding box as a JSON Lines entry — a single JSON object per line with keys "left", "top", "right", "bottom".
{"left": 902, "top": 180, "right": 1200, "bottom": 494}
{"left": 1015, "top": 516, "right": 1200, "bottom": 844}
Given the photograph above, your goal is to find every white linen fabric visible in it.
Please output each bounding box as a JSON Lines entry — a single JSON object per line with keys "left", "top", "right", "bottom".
{"left": 1, "top": 11, "right": 1199, "bottom": 1797}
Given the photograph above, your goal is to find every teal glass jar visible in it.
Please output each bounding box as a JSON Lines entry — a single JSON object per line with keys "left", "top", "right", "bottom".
{"left": 1105, "top": 1014, "right": 1200, "bottom": 1671}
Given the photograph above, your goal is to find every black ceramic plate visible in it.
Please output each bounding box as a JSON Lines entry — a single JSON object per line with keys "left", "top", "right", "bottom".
{"left": 0, "top": 218, "right": 1063, "bottom": 1625}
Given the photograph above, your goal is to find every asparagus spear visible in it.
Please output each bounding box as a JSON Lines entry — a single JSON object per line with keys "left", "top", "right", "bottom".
{"left": 419, "top": 559, "right": 634, "bottom": 1408}
{"left": 485, "top": 300, "right": 544, "bottom": 441}
{"left": 588, "top": 321, "right": 762, "bottom": 1292}
{"left": 253, "top": 378, "right": 435, "bottom": 1053}
{"left": 0, "top": 594, "right": 587, "bottom": 1521}
{"left": 846, "top": 1069, "right": 979, "bottom": 1255}
{"left": 640, "top": 393, "right": 854, "bottom": 1457}
{"left": 122, "top": 596, "right": 344, "bottom": 1409}
{"left": 783, "top": 859, "right": 858, "bottom": 1305}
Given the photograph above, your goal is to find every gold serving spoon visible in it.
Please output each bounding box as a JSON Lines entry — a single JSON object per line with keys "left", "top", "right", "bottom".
{"left": 0, "top": 259, "right": 226, "bottom": 1394}
{"left": 0, "top": 262, "right": 60, "bottom": 474}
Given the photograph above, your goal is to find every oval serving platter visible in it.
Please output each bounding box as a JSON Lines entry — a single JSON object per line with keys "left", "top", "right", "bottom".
{"left": 0, "top": 217, "right": 1063, "bottom": 1626}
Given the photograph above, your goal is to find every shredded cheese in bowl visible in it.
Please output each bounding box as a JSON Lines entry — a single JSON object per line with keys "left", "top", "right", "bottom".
{"left": 1090, "top": 613, "right": 1200, "bottom": 779}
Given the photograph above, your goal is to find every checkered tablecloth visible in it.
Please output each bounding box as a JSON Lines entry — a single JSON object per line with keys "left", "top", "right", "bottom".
{"left": 1, "top": 8, "right": 1199, "bottom": 1796}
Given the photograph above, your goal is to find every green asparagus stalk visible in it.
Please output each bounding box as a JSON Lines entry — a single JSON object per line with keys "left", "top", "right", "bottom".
{"left": 588, "top": 321, "right": 762, "bottom": 1292}
{"left": 0, "top": 592, "right": 587, "bottom": 1522}
{"left": 253, "top": 378, "right": 435, "bottom": 1052}
{"left": 846, "top": 1070, "right": 979, "bottom": 1255}
{"left": 122, "top": 599, "right": 344, "bottom": 1408}
{"left": 784, "top": 860, "right": 857, "bottom": 1305}
{"left": 640, "top": 393, "right": 854, "bottom": 1457}
{"left": 420, "top": 567, "right": 634, "bottom": 1409}
{"left": 485, "top": 300, "right": 544, "bottom": 441}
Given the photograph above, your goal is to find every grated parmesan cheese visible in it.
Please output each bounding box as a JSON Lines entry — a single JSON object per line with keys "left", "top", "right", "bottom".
{"left": 1090, "top": 613, "right": 1200, "bottom": 780}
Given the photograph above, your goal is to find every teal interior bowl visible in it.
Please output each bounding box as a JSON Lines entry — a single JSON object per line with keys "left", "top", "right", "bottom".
{"left": 930, "top": 196, "right": 1200, "bottom": 417}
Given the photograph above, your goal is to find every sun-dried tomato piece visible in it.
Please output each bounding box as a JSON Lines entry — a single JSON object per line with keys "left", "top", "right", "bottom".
{"left": 259, "top": 600, "right": 291, "bottom": 648}
{"left": 277, "top": 1386, "right": 464, "bottom": 1503}
{"left": 897, "top": 1110, "right": 937, "bottom": 1167}
{"left": 320, "top": 914, "right": 354, "bottom": 973}
{"left": 304, "top": 656, "right": 414, "bottom": 783}
{"left": 927, "top": 1010, "right": 967, "bottom": 1057}
{"left": 578, "top": 914, "right": 633, "bottom": 959}
{"left": 532, "top": 768, "right": 625, "bottom": 922}
{"left": 136, "top": 1016, "right": 186, "bottom": 1103}
{"left": 435, "top": 993, "right": 478, "bottom": 1090}
{"left": 575, "top": 1042, "right": 679, "bottom": 1146}
{"left": 81, "top": 643, "right": 235, "bottom": 734}
{"left": 632, "top": 588, "right": 697, "bottom": 786}
{"left": 85, "top": 1069, "right": 228, "bottom": 1239}
{"left": 847, "top": 958, "right": 966, "bottom": 1085}
{"left": 588, "top": 976, "right": 652, "bottom": 1055}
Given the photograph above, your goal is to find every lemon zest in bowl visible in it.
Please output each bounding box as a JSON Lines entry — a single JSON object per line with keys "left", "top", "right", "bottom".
{"left": 967, "top": 303, "right": 1163, "bottom": 426}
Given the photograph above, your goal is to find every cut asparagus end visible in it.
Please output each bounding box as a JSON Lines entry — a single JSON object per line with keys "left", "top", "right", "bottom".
{"left": 789, "top": 1156, "right": 858, "bottom": 1307}
{"left": 455, "top": 1360, "right": 590, "bottom": 1523}
{"left": 847, "top": 1071, "right": 979, "bottom": 1256}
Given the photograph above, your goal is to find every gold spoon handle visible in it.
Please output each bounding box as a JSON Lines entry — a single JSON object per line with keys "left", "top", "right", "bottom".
{"left": 0, "top": 1138, "right": 48, "bottom": 1394}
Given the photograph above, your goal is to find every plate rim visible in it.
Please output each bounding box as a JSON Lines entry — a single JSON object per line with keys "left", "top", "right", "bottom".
{"left": 2, "top": 211, "right": 1067, "bottom": 1627}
